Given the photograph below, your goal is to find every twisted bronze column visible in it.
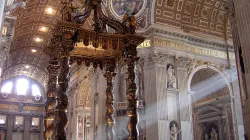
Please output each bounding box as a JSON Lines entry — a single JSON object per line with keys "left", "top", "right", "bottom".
{"left": 44, "top": 58, "right": 60, "bottom": 140}
{"left": 124, "top": 43, "right": 139, "bottom": 140}
{"left": 54, "top": 45, "right": 71, "bottom": 140}
{"left": 104, "top": 59, "right": 116, "bottom": 140}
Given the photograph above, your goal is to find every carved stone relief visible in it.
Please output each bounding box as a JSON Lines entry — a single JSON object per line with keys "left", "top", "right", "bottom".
{"left": 187, "top": 58, "right": 228, "bottom": 75}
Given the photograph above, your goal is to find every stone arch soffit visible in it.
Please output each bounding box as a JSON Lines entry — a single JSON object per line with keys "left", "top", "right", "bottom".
{"left": 187, "top": 65, "right": 233, "bottom": 97}
{"left": 196, "top": 106, "right": 221, "bottom": 116}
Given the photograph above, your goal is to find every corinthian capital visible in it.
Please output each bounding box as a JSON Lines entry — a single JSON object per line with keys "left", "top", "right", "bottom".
{"left": 176, "top": 56, "right": 189, "bottom": 69}
{"left": 144, "top": 53, "right": 175, "bottom": 67}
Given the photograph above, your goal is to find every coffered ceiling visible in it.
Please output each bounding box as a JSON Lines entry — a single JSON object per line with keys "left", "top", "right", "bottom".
{"left": 2, "top": 0, "right": 92, "bottom": 87}
{"left": 155, "top": 0, "right": 230, "bottom": 38}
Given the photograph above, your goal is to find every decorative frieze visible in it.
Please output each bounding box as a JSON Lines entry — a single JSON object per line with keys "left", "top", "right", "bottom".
{"left": 140, "top": 28, "right": 233, "bottom": 50}
{"left": 153, "top": 37, "right": 235, "bottom": 60}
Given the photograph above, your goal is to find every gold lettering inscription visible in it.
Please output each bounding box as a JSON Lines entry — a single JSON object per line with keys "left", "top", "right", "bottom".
{"left": 153, "top": 38, "right": 235, "bottom": 59}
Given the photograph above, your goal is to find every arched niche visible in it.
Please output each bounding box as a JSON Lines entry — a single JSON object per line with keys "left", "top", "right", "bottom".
{"left": 188, "top": 65, "right": 235, "bottom": 140}
{"left": 166, "top": 63, "right": 177, "bottom": 89}
{"left": 169, "top": 120, "right": 180, "bottom": 140}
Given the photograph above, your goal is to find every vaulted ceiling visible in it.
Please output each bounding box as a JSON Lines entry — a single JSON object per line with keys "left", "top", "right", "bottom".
{"left": 2, "top": 0, "right": 231, "bottom": 88}
{"left": 2, "top": 0, "right": 92, "bottom": 87}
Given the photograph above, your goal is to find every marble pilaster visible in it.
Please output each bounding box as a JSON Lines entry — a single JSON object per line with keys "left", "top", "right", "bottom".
{"left": 24, "top": 116, "right": 31, "bottom": 140}
{"left": 227, "top": 0, "right": 250, "bottom": 138}
{"left": 176, "top": 57, "right": 193, "bottom": 140}
{"left": 230, "top": 69, "right": 245, "bottom": 140}
{"left": 143, "top": 61, "right": 159, "bottom": 140}
{"left": 40, "top": 117, "right": 44, "bottom": 140}
{"left": 6, "top": 114, "right": 14, "bottom": 140}
{"left": 156, "top": 63, "right": 169, "bottom": 140}
{"left": 89, "top": 70, "right": 98, "bottom": 140}
{"left": 96, "top": 72, "right": 107, "bottom": 140}
{"left": 71, "top": 94, "right": 77, "bottom": 140}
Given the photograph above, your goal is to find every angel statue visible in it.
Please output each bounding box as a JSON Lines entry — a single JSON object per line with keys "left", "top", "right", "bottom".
{"left": 122, "top": 12, "right": 137, "bottom": 33}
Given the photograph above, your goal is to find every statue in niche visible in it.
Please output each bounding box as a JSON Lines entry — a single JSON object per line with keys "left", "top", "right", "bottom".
{"left": 205, "top": 133, "right": 209, "bottom": 140}
{"left": 170, "top": 124, "right": 180, "bottom": 140}
{"left": 210, "top": 127, "right": 218, "bottom": 140}
{"left": 167, "top": 64, "right": 177, "bottom": 89}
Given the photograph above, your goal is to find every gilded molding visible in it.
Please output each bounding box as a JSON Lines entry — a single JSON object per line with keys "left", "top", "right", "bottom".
{"left": 139, "top": 27, "right": 233, "bottom": 50}
{"left": 153, "top": 37, "right": 235, "bottom": 60}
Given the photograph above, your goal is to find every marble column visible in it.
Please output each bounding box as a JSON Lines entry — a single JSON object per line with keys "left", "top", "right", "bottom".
{"left": 176, "top": 57, "right": 192, "bottom": 140}
{"left": 6, "top": 114, "right": 14, "bottom": 140}
{"left": 24, "top": 116, "right": 31, "bottom": 140}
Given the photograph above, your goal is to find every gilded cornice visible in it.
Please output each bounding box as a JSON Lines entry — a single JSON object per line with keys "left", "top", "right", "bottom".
{"left": 138, "top": 27, "right": 234, "bottom": 50}
{"left": 0, "top": 103, "right": 45, "bottom": 112}
{"left": 142, "top": 37, "right": 235, "bottom": 60}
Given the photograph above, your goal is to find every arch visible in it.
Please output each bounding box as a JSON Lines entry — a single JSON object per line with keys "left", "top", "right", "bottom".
{"left": 196, "top": 106, "right": 221, "bottom": 116}
{"left": 187, "top": 65, "right": 233, "bottom": 97}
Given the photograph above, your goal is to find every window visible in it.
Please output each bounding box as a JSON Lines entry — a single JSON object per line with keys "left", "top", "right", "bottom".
{"left": 15, "top": 116, "right": 23, "bottom": 126}
{"left": 0, "top": 115, "right": 6, "bottom": 124}
{"left": 31, "top": 84, "right": 41, "bottom": 96}
{"left": 31, "top": 118, "right": 40, "bottom": 127}
{"left": 16, "top": 78, "right": 29, "bottom": 95}
{"left": 1, "top": 82, "right": 13, "bottom": 93}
